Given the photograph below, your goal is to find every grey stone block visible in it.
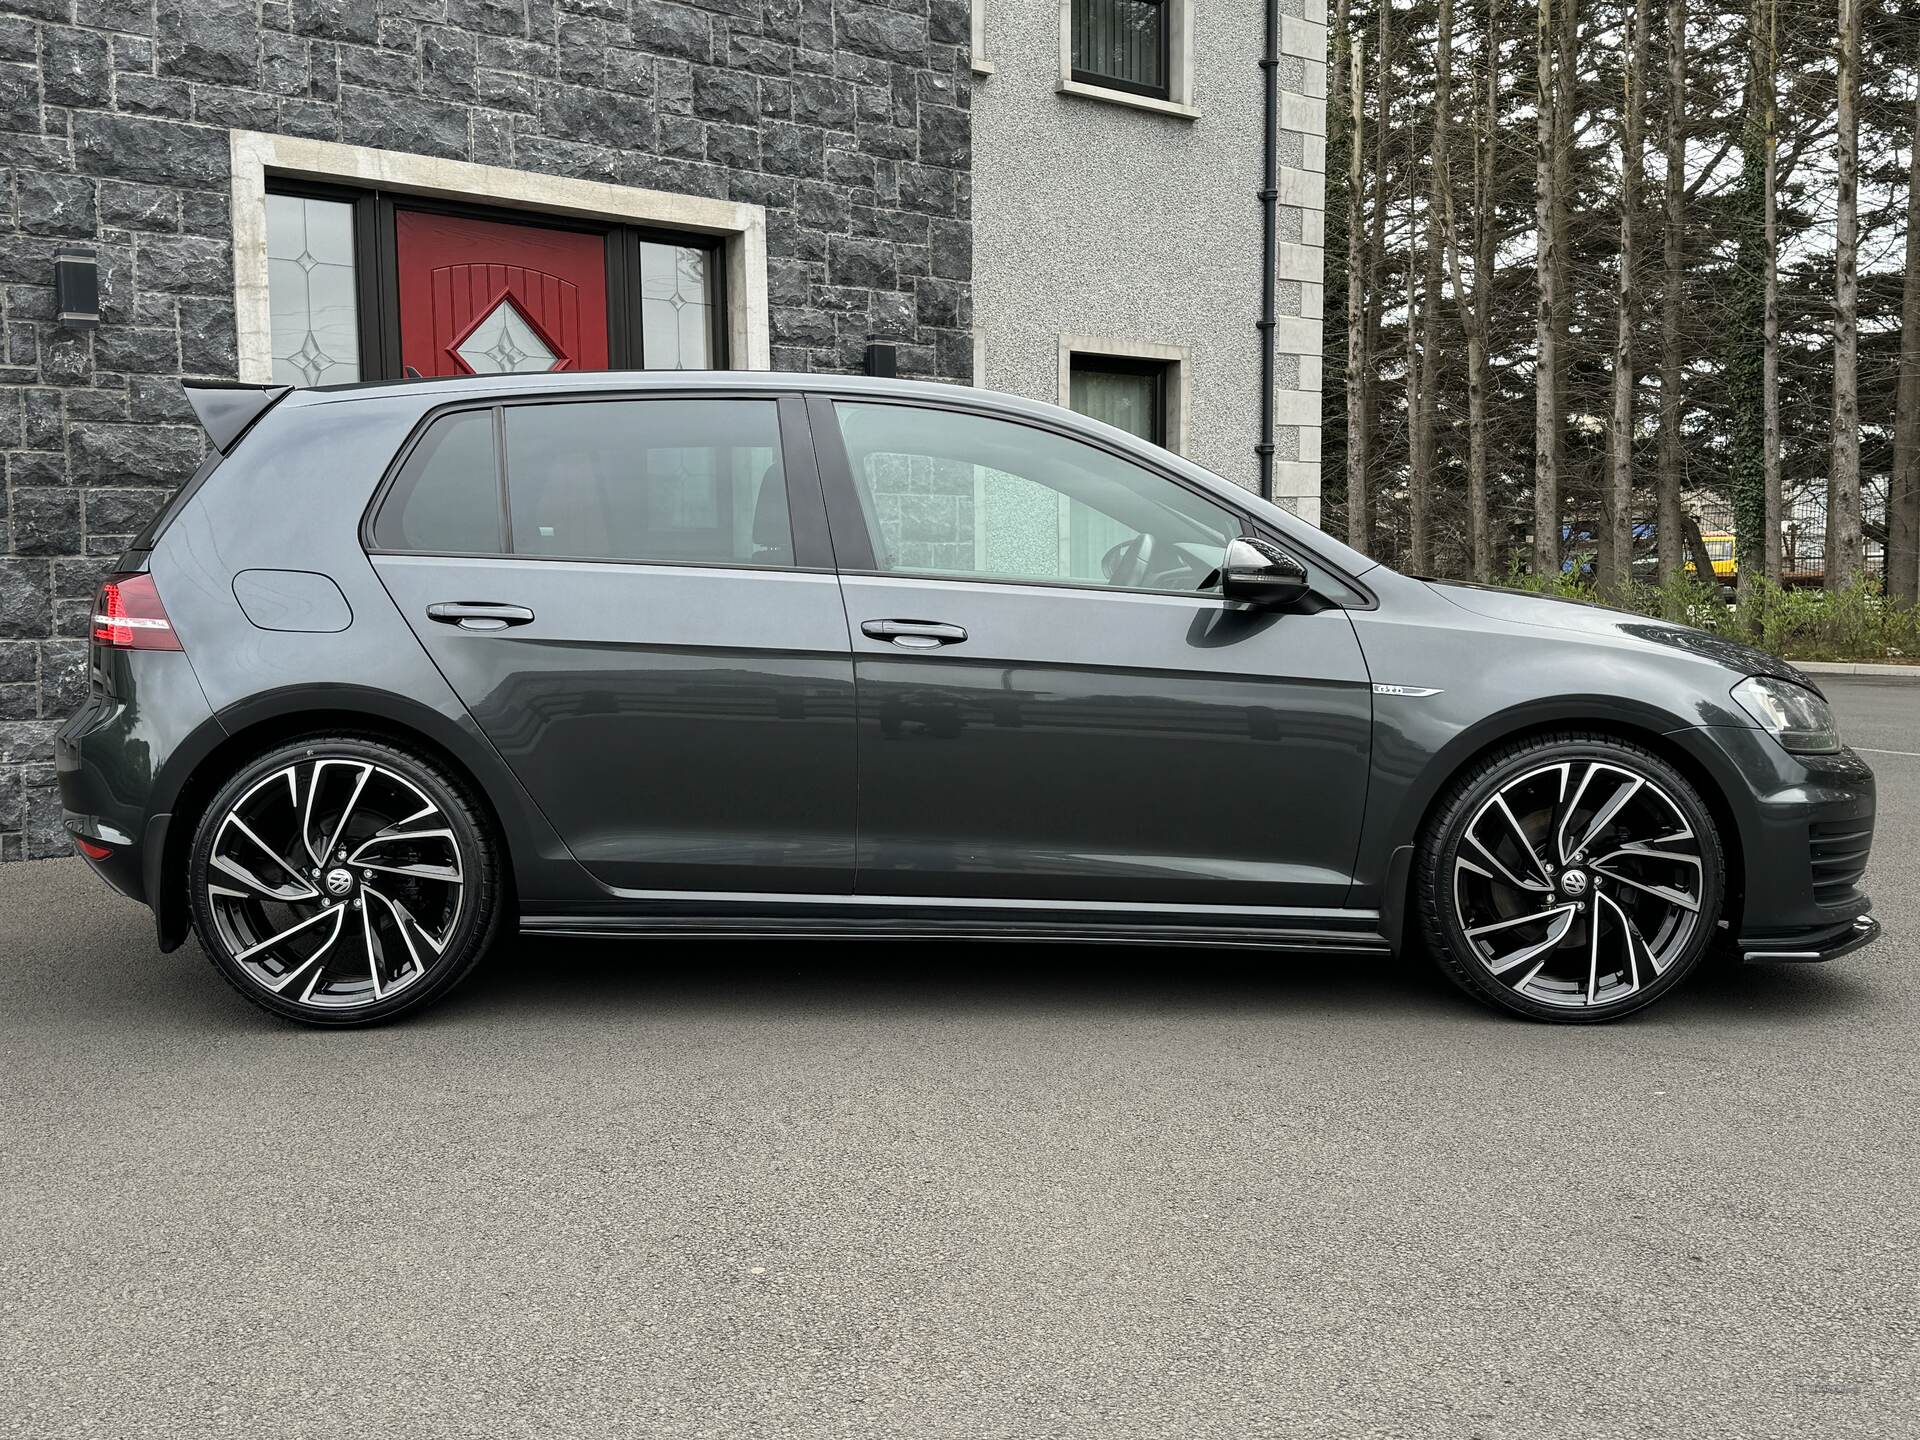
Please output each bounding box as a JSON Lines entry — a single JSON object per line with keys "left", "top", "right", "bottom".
{"left": 293, "top": 0, "right": 382, "bottom": 44}
{"left": 829, "top": 234, "right": 894, "bottom": 289}
{"left": 116, "top": 74, "right": 197, "bottom": 119}
{"left": 159, "top": 0, "right": 260, "bottom": 84}
{"left": 40, "top": 640, "right": 89, "bottom": 715}
{"left": 339, "top": 88, "right": 471, "bottom": 159}
{"left": 17, "top": 172, "right": 97, "bottom": 239}
{"left": 0, "top": 682, "right": 40, "bottom": 720}
{"left": 692, "top": 65, "right": 757, "bottom": 125}
{"left": 42, "top": 26, "right": 112, "bottom": 108}
{"left": 838, "top": 5, "right": 926, "bottom": 65}
{"left": 0, "top": 61, "right": 41, "bottom": 134}
{"left": 76, "top": 0, "right": 157, "bottom": 32}
{"left": 423, "top": 29, "right": 480, "bottom": 98}
{"left": 74, "top": 114, "right": 228, "bottom": 188}
{"left": 136, "top": 235, "right": 231, "bottom": 297}
{"left": 0, "top": 563, "right": 52, "bottom": 642}
{"left": 540, "top": 84, "right": 656, "bottom": 150}
{"left": 84, "top": 489, "right": 170, "bottom": 538}
{"left": 70, "top": 424, "right": 203, "bottom": 486}
{"left": 98, "top": 181, "right": 180, "bottom": 233}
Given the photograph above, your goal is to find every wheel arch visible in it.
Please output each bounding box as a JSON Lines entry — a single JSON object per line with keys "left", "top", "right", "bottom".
{"left": 1380, "top": 711, "right": 1746, "bottom": 957}
{"left": 154, "top": 692, "right": 524, "bottom": 953}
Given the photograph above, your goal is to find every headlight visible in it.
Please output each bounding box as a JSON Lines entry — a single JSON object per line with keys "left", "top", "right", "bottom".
{"left": 1731, "top": 675, "right": 1841, "bottom": 754}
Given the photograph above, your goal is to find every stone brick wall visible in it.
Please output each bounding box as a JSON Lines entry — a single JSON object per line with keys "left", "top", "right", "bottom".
{"left": 0, "top": 0, "right": 974, "bottom": 859}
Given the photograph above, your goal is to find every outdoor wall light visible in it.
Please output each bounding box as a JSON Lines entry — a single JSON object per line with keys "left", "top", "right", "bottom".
{"left": 863, "top": 341, "right": 897, "bottom": 378}
{"left": 54, "top": 247, "right": 100, "bottom": 329}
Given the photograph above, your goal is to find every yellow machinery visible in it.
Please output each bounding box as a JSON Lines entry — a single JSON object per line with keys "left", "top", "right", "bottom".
{"left": 1684, "top": 531, "right": 1738, "bottom": 582}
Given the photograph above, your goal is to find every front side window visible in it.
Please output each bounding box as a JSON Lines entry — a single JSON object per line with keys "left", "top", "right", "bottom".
{"left": 832, "top": 403, "right": 1234, "bottom": 591}
{"left": 504, "top": 399, "right": 790, "bottom": 566}
{"left": 1071, "top": 0, "right": 1170, "bottom": 98}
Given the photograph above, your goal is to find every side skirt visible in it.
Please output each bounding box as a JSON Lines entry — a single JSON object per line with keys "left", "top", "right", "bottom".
{"left": 520, "top": 898, "right": 1392, "bottom": 953}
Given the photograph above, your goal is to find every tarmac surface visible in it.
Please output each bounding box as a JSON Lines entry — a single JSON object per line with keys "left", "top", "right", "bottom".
{"left": 1, "top": 677, "right": 1914, "bottom": 1439}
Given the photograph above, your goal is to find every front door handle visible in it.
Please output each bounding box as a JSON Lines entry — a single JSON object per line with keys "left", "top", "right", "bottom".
{"left": 861, "top": 619, "right": 968, "bottom": 649}
{"left": 427, "top": 602, "right": 535, "bottom": 632}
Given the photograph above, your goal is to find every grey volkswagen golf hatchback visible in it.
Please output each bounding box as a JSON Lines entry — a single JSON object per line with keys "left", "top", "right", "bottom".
{"left": 58, "top": 372, "right": 1879, "bottom": 1026}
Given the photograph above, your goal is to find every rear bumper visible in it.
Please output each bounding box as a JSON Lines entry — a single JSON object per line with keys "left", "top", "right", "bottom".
{"left": 56, "top": 648, "right": 220, "bottom": 942}
{"left": 1741, "top": 912, "right": 1881, "bottom": 964}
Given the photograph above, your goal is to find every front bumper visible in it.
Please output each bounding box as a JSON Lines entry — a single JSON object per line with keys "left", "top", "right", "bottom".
{"left": 1741, "top": 912, "right": 1881, "bottom": 964}
{"left": 1670, "top": 724, "right": 1877, "bottom": 934}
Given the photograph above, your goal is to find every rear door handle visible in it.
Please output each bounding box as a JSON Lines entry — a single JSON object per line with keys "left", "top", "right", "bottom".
{"left": 427, "top": 602, "right": 535, "bottom": 632}
{"left": 861, "top": 619, "right": 968, "bottom": 649}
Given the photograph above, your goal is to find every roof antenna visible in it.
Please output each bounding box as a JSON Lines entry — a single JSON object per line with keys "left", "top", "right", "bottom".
{"left": 404, "top": 366, "right": 423, "bottom": 379}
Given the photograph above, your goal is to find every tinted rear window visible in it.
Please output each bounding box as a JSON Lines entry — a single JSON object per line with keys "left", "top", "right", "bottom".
{"left": 372, "top": 409, "right": 503, "bottom": 554}
{"left": 503, "top": 399, "right": 790, "bottom": 567}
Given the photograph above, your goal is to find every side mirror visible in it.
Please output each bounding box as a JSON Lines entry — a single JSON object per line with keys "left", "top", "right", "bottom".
{"left": 1220, "top": 536, "right": 1312, "bottom": 607}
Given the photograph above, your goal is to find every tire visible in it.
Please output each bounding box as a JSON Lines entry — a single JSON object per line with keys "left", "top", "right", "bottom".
{"left": 188, "top": 735, "right": 503, "bottom": 1026}
{"left": 1415, "top": 732, "right": 1726, "bottom": 1023}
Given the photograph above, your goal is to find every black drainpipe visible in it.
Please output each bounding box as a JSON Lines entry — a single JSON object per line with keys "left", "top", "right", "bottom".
{"left": 1255, "top": 0, "right": 1280, "bottom": 502}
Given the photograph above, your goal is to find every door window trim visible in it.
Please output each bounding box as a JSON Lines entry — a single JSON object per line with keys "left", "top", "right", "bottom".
{"left": 803, "top": 390, "right": 1374, "bottom": 606}
{"left": 361, "top": 389, "right": 835, "bottom": 572}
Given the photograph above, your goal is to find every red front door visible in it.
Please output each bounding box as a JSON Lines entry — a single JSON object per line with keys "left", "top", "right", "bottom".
{"left": 394, "top": 211, "right": 610, "bottom": 377}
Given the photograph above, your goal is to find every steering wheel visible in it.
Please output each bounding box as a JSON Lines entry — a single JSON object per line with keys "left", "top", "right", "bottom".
{"left": 1109, "top": 531, "right": 1157, "bottom": 588}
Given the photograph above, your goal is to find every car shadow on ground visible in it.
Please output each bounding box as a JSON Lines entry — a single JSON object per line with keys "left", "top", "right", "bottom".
{"left": 400, "top": 930, "right": 1880, "bottom": 1032}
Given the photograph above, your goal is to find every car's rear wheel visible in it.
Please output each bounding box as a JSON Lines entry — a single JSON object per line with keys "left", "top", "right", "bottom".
{"left": 1416, "top": 734, "right": 1726, "bottom": 1022}
{"left": 188, "top": 736, "right": 501, "bottom": 1026}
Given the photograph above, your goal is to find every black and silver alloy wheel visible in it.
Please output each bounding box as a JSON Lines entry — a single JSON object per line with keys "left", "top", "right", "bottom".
{"left": 189, "top": 737, "right": 499, "bottom": 1025}
{"left": 1418, "top": 735, "right": 1725, "bottom": 1022}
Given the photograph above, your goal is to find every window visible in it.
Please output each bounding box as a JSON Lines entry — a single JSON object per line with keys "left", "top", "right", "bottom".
{"left": 1070, "top": 355, "right": 1170, "bottom": 447}
{"left": 1071, "top": 0, "right": 1170, "bottom": 99}
{"left": 832, "top": 403, "right": 1235, "bottom": 591}
{"left": 503, "top": 400, "right": 790, "bottom": 566}
{"left": 639, "top": 243, "right": 718, "bottom": 370}
{"left": 266, "top": 193, "right": 361, "bottom": 387}
{"left": 373, "top": 410, "right": 503, "bottom": 555}
{"left": 261, "top": 184, "right": 727, "bottom": 382}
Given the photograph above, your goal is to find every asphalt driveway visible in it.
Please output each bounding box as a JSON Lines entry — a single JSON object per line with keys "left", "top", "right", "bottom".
{"left": 1, "top": 678, "right": 1914, "bottom": 1439}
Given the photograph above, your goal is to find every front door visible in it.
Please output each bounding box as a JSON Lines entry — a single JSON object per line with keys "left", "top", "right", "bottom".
{"left": 809, "top": 396, "right": 1374, "bottom": 910}
{"left": 394, "top": 210, "right": 610, "bottom": 378}
{"left": 370, "top": 391, "right": 856, "bottom": 896}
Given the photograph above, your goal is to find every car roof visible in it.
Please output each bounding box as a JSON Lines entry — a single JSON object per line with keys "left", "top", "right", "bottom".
{"left": 287, "top": 369, "right": 987, "bottom": 410}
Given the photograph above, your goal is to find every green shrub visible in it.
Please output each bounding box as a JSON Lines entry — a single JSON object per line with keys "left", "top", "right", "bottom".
{"left": 1492, "top": 564, "right": 1917, "bottom": 661}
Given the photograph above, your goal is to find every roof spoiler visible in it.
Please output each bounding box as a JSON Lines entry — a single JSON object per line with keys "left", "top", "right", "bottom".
{"left": 183, "top": 380, "right": 293, "bottom": 455}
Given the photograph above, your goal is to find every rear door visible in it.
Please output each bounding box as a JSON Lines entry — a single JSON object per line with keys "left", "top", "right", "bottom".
{"left": 370, "top": 390, "right": 856, "bottom": 895}
{"left": 810, "top": 395, "right": 1374, "bottom": 911}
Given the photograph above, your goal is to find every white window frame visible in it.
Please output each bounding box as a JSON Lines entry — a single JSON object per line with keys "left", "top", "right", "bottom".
{"left": 971, "top": 0, "right": 994, "bottom": 75}
{"left": 1056, "top": 0, "right": 1199, "bottom": 120}
{"left": 228, "top": 130, "right": 771, "bottom": 383}
{"left": 1058, "top": 335, "right": 1191, "bottom": 456}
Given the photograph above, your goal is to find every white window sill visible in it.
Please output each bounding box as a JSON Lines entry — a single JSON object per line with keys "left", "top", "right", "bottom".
{"left": 972, "top": 57, "right": 996, "bottom": 76}
{"left": 1054, "top": 77, "right": 1199, "bottom": 120}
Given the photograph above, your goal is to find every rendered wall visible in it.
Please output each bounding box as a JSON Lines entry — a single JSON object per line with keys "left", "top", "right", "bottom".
{"left": 969, "top": 0, "right": 1325, "bottom": 511}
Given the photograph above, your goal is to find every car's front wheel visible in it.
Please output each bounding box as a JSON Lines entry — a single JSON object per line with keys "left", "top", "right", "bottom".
{"left": 188, "top": 735, "right": 501, "bottom": 1026}
{"left": 1416, "top": 733, "right": 1726, "bottom": 1022}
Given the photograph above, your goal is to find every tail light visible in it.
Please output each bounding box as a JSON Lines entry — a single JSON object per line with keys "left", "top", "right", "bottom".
{"left": 92, "top": 573, "right": 183, "bottom": 651}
